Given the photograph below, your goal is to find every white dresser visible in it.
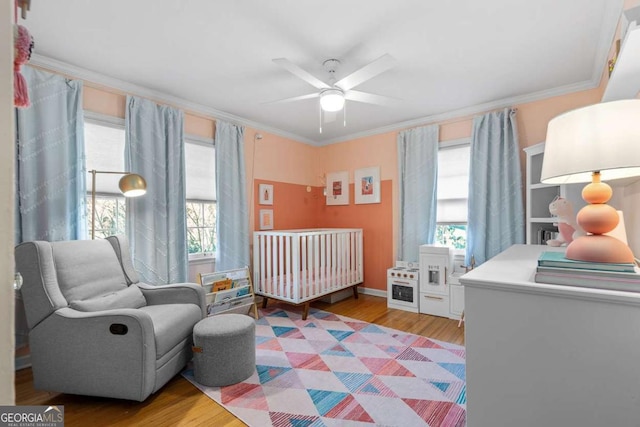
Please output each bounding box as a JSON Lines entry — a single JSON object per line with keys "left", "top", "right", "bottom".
{"left": 461, "top": 244, "right": 640, "bottom": 427}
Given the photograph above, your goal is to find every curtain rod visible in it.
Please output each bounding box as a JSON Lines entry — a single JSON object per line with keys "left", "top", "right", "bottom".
{"left": 439, "top": 107, "right": 518, "bottom": 126}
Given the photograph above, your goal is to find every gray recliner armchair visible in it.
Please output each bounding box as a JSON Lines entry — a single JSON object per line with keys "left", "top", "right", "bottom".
{"left": 15, "top": 235, "right": 206, "bottom": 401}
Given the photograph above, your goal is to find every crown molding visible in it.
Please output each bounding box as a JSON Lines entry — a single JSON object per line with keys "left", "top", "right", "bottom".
{"left": 320, "top": 78, "right": 601, "bottom": 146}
{"left": 30, "top": 52, "right": 603, "bottom": 148}
{"left": 28, "top": 54, "right": 319, "bottom": 146}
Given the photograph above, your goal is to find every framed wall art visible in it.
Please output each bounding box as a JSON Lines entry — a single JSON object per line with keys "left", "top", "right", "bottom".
{"left": 326, "top": 171, "right": 349, "bottom": 205}
{"left": 354, "top": 166, "right": 381, "bottom": 204}
{"left": 259, "top": 183, "right": 273, "bottom": 205}
{"left": 259, "top": 209, "right": 274, "bottom": 230}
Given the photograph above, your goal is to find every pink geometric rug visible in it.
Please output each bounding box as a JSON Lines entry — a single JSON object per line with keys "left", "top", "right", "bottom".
{"left": 182, "top": 306, "right": 466, "bottom": 426}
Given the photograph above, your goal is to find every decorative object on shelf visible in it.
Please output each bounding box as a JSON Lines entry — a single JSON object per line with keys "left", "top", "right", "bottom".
{"left": 354, "top": 166, "right": 381, "bottom": 204}
{"left": 258, "top": 183, "right": 273, "bottom": 205}
{"left": 90, "top": 170, "right": 147, "bottom": 239}
{"left": 541, "top": 100, "right": 640, "bottom": 263}
{"left": 325, "top": 171, "right": 349, "bottom": 205}
{"left": 13, "top": 23, "right": 34, "bottom": 108}
{"left": 546, "top": 196, "right": 584, "bottom": 246}
{"left": 608, "top": 39, "right": 620, "bottom": 77}
{"left": 259, "top": 209, "right": 273, "bottom": 230}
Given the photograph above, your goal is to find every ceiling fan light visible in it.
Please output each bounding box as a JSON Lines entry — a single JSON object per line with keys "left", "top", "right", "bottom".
{"left": 320, "top": 89, "right": 345, "bottom": 112}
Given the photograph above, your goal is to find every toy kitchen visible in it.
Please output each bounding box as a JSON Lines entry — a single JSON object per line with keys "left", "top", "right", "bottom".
{"left": 387, "top": 245, "right": 468, "bottom": 320}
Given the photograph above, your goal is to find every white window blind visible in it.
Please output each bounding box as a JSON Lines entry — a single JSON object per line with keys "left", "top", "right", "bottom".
{"left": 84, "top": 120, "right": 126, "bottom": 193}
{"left": 185, "top": 138, "right": 216, "bottom": 201}
{"left": 437, "top": 142, "right": 470, "bottom": 223}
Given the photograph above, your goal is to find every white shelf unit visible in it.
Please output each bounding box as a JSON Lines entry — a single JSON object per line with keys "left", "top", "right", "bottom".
{"left": 523, "top": 142, "right": 584, "bottom": 244}
{"left": 602, "top": 9, "right": 640, "bottom": 102}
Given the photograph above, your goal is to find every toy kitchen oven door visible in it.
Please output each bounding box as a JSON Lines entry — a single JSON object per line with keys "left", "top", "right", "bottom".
{"left": 419, "top": 244, "right": 466, "bottom": 319}
{"left": 387, "top": 261, "right": 419, "bottom": 313}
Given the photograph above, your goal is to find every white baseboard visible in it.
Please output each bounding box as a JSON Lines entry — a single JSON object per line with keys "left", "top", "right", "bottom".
{"left": 15, "top": 354, "right": 31, "bottom": 371}
{"left": 358, "top": 287, "right": 386, "bottom": 298}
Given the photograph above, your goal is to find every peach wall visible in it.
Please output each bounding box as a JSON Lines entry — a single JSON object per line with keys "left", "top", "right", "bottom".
{"left": 253, "top": 180, "right": 321, "bottom": 231}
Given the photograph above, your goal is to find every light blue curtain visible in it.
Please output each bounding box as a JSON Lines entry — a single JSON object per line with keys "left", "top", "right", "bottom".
{"left": 466, "top": 108, "right": 524, "bottom": 265}
{"left": 15, "top": 66, "right": 86, "bottom": 243}
{"left": 215, "top": 120, "right": 249, "bottom": 271}
{"left": 397, "top": 124, "right": 439, "bottom": 262}
{"left": 125, "top": 96, "right": 188, "bottom": 284}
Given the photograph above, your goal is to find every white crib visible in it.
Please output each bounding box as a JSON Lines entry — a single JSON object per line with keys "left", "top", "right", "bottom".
{"left": 253, "top": 228, "right": 363, "bottom": 319}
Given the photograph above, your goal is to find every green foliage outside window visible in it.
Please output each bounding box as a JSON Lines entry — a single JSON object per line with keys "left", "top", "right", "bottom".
{"left": 86, "top": 196, "right": 216, "bottom": 256}
{"left": 186, "top": 202, "right": 216, "bottom": 255}
{"left": 86, "top": 196, "right": 126, "bottom": 240}
{"left": 435, "top": 224, "right": 467, "bottom": 249}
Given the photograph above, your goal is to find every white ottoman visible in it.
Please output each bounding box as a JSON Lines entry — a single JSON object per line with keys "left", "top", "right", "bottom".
{"left": 192, "top": 314, "right": 256, "bottom": 387}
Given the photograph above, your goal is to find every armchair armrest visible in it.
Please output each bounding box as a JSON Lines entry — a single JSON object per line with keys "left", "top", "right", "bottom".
{"left": 29, "top": 307, "right": 157, "bottom": 401}
{"left": 138, "top": 282, "right": 206, "bottom": 318}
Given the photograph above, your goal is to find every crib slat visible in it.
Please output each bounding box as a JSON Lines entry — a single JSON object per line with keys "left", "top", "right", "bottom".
{"left": 285, "top": 235, "right": 291, "bottom": 300}
{"left": 313, "top": 234, "right": 319, "bottom": 299}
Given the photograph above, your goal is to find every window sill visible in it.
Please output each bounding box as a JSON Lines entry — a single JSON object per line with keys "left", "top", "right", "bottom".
{"left": 188, "top": 256, "right": 216, "bottom": 265}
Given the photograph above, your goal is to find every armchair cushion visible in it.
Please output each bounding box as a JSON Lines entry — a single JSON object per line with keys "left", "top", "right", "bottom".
{"left": 69, "top": 284, "right": 147, "bottom": 312}
{"left": 139, "top": 304, "right": 202, "bottom": 358}
{"left": 53, "top": 239, "right": 128, "bottom": 302}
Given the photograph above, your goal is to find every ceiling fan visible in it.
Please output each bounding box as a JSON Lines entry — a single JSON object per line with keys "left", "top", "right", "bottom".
{"left": 267, "top": 54, "right": 399, "bottom": 130}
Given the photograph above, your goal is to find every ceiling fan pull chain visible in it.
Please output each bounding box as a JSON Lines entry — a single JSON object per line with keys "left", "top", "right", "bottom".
{"left": 319, "top": 102, "right": 323, "bottom": 134}
{"left": 343, "top": 102, "right": 347, "bottom": 127}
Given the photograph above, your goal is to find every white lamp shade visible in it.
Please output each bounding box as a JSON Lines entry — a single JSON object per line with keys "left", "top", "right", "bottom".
{"left": 541, "top": 100, "right": 640, "bottom": 184}
{"left": 320, "top": 89, "right": 345, "bottom": 112}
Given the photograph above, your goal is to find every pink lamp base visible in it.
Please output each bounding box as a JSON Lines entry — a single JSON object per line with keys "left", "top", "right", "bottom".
{"left": 565, "top": 234, "right": 635, "bottom": 264}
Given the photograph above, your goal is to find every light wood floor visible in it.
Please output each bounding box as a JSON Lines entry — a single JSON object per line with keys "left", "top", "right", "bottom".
{"left": 15, "top": 294, "right": 464, "bottom": 427}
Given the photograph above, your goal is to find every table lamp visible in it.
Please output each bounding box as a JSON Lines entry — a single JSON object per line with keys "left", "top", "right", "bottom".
{"left": 541, "top": 99, "right": 640, "bottom": 264}
{"left": 90, "top": 170, "right": 147, "bottom": 239}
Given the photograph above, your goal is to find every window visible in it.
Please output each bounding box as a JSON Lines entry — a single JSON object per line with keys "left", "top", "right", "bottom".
{"left": 84, "top": 114, "right": 217, "bottom": 257}
{"left": 84, "top": 115, "right": 127, "bottom": 239}
{"left": 435, "top": 140, "right": 470, "bottom": 249}
{"left": 185, "top": 137, "right": 216, "bottom": 259}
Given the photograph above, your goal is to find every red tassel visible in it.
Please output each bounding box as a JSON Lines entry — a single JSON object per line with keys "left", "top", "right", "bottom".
{"left": 14, "top": 69, "right": 30, "bottom": 108}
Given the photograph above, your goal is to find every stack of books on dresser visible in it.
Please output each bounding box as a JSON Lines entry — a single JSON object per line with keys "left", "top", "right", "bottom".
{"left": 535, "top": 251, "right": 640, "bottom": 292}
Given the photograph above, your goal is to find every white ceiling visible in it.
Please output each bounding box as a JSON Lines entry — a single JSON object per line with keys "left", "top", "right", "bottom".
{"left": 22, "top": 0, "right": 623, "bottom": 145}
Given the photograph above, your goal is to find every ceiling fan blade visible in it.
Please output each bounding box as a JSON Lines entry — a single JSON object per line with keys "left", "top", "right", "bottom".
{"left": 335, "top": 54, "right": 396, "bottom": 91}
{"left": 262, "top": 93, "right": 319, "bottom": 105}
{"left": 345, "top": 90, "right": 401, "bottom": 107}
{"left": 273, "top": 58, "right": 330, "bottom": 90}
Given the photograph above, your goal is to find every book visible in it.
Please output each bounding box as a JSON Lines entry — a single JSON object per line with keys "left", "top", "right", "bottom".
{"left": 537, "top": 251, "right": 637, "bottom": 273}
{"left": 537, "top": 265, "right": 640, "bottom": 280}
{"left": 212, "top": 278, "right": 232, "bottom": 292}
{"left": 534, "top": 271, "right": 640, "bottom": 293}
